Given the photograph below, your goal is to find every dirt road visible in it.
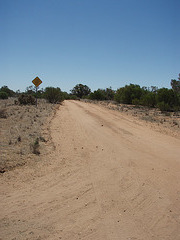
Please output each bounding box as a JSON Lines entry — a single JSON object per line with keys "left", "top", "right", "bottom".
{"left": 1, "top": 100, "right": 180, "bottom": 240}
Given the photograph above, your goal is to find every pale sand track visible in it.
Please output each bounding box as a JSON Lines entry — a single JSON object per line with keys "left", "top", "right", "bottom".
{"left": 1, "top": 100, "right": 180, "bottom": 240}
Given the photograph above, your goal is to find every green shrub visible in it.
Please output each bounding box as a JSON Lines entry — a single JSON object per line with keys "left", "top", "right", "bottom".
{"left": 18, "top": 94, "right": 36, "bottom": 105}
{"left": 156, "top": 88, "right": 179, "bottom": 107}
{"left": 0, "top": 86, "right": 15, "bottom": 97}
{"left": 44, "top": 87, "right": 64, "bottom": 103}
{"left": 173, "top": 105, "right": 180, "bottom": 112}
{"left": 157, "top": 102, "right": 171, "bottom": 112}
{"left": 69, "top": 95, "right": 79, "bottom": 100}
{"left": 105, "top": 88, "right": 115, "bottom": 100}
{"left": 89, "top": 89, "right": 106, "bottom": 100}
{"left": 141, "top": 92, "right": 156, "bottom": 107}
{"left": 62, "top": 92, "right": 70, "bottom": 100}
{"left": 71, "top": 84, "right": 91, "bottom": 98}
{"left": 89, "top": 88, "right": 115, "bottom": 101}
{"left": 132, "top": 98, "right": 140, "bottom": 105}
{"left": 0, "top": 91, "right": 8, "bottom": 99}
{"left": 115, "top": 84, "right": 145, "bottom": 104}
{"left": 114, "top": 84, "right": 180, "bottom": 111}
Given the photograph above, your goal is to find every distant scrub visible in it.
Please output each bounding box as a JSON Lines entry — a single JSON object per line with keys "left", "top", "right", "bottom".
{"left": 115, "top": 84, "right": 144, "bottom": 104}
{"left": 71, "top": 84, "right": 91, "bottom": 98}
{"left": 157, "top": 101, "right": 171, "bottom": 112}
{"left": 44, "top": 87, "right": 64, "bottom": 103}
{"left": 0, "top": 91, "right": 8, "bottom": 99}
{"left": 89, "top": 88, "right": 115, "bottom": 101}
{"left": 25, "top": 85, "right": 44, "bottom": 99}
{"left": 1, "top": 74, "right": 180, "bottom": 111}
{"left": 0, "top": 86, "right": 15, "bottom": 97}
{"left": 69, "top": 95, "right": 79, "bottom": 100}
{"left": 89, "top": 89, "right": 106, "bottom": 100}
{"left": 114, "top": 84, "right": 180, "bottom": 111}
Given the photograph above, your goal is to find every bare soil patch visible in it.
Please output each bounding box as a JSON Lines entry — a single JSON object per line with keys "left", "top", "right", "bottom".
{"left": 0, "top": 98, "right": 58, "bottom": 173}
{"left": 0, "top": 100, "right": 180, "bottom": 240}
{"left": 82, "top": 99, "right": 180, "bottom": 139}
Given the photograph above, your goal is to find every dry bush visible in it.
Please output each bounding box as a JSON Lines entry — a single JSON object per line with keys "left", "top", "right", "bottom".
{"left": 31, "top": 137, "right": 40, "bottom": 155}
{"left": 18, "top": 94, "right": 36, "bottom": 105}
{"left": 0, "top": 108, "right": 7, "bottom": 118}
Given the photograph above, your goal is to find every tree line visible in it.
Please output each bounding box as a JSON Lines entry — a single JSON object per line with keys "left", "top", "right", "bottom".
{"left": 0, "top": 74, "right": 180, "bottom": 111}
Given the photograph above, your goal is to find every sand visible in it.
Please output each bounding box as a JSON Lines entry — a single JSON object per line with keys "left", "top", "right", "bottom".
{"left": 0, "top": 100, "right": 180, "bottom": 240}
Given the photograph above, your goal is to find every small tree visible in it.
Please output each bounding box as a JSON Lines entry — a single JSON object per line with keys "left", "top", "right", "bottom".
{"left": 0, "top": 86, "right": 15, "bottom": 97}
{"left": 104, "top": 87, "right": 115, "bottom": 100}
{"left": 171, "top": 74, "right": 180, "bottom": 94}
{"left": 157, "top": 102, "right": 171, "bottom": 112}
{"left": 89, "top": 89, "right": 106, "bottom": 100}
{"left": 141, "top": 92, "right": 156, "bottom": 107}
{"left": 115, "top": 84, "right": 145, "bottom": 104}
{"left": 25, "top": 85, "right": 36, "bottom": 95}
{"left": 71, "top": 84, "right": 91, "bottom": 98}
{"left": 156, "top": 88, "right": 179, "bottom": 111}
{"left": 25, "top": 86, "right": 44, "bottom": 98}
{"left": 0, "top": 91, "right": 8, "bottom": 99}
{"left": 44, "top": 87, "right": 64, "bottom": 103}
{"left": 89, "top": 88, "right": 115, "bottom": 101}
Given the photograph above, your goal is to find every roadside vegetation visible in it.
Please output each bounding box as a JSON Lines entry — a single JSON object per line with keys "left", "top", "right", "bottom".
{"left": 0, "top": 73, "right": 180, "bottom": 111}
{"left": 0, "top": 74, "right": 179, "bottom": 173}
{"left": 70, "top": 75, "right": 180, "bottom": 112}
{"left": 72, "top": 75, "right": 180, "bottom": 112}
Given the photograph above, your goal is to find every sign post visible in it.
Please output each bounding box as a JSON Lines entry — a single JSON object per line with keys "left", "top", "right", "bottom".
{"left": 32, "top": 77, "right": 42, "bottom": 106}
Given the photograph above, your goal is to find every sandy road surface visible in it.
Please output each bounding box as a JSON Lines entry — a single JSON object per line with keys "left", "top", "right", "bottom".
{"left": 1, "top": 100, "right": 180, "bottom": 240}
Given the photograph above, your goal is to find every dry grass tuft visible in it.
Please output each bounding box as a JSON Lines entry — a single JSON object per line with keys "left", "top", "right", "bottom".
{"left": 31, "top": 137, "right": 40, "bottom": 155}
{"left": 0, "top": 108, "right": 7, "bottom": 118}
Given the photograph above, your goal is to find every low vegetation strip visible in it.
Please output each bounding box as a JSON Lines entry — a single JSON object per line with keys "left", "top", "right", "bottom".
{"left": 0, "top": 98, "right": 57, "bottom": 173}
{"left": 1, "top": 74, "right": 180, "bottom": 111}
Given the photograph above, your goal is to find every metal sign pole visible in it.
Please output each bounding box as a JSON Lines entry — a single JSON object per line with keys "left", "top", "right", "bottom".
{"left": 36, "top": 87, "right": 37, "bottom": 107}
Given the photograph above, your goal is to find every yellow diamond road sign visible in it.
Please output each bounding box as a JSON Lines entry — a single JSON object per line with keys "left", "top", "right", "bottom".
{"left": 32, "top": 77, "right": 42, "bottom": 87}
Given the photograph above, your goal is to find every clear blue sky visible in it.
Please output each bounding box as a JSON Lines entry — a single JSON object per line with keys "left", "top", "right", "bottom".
{"left": 0, "top": 0, "right": 179, "bottom": 93}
